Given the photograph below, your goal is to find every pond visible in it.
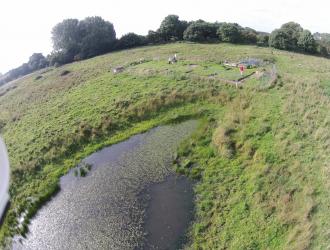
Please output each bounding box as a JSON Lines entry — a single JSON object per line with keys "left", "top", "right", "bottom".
{"left": 13, "top": 120, "right": 197, "bottom": 250}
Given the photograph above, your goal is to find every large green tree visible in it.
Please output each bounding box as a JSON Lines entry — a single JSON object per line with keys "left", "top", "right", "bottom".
{"left": 159, "top": 15, "right": 188, "bottom": 41}
{"left": 28, "top": 53, "right": 48, "bottom": 71}
{"left": 51, "top": 17, "right": 116, "bottom": 64}
{"left": 116, "top": 33, "right": 147, "bottom": 49}
{"left": 314, "top": 33, "right": 330, "bottom": 57}
{"left": 269, "top": 22, "right": 303, "bottom": 51}
{"left": 269, "top": 29, "right": 291, "bottom": 50}
{"left": 256, "top": 33, "right": 269, "bottom": 47}
{"left": 240, "top": 27, "right": 258, "bottom": 44}
{"left": 147, "top": 30, "right": 164, "bottom": 44}
{"left": 183, "top": 20, "right": 220, "bottom": 42}
{"left": 51, "top": 19, "right": 82, "bottom": 56}
{"left": 280, "top": 22, "right": 303, "bottom": 50}
{"left": 79, "top": 16, "right": 116, "bottom": 58}
{"left": 298, "top": 30, "right": 316, "bottom": 53}
{"left": 217, "top": 23, "right": 241, "bottom": 43}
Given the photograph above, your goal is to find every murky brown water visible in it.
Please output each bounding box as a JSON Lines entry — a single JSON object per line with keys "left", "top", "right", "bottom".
{"left": 12, "top": 120, "right": 197, "bottom": 250}
{"left": 143, "top": 175, "right": 194, "bottom": 249}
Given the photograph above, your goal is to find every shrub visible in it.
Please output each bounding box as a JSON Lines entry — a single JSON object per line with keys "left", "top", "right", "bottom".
{"left": 298, "top": 30, "right": 317, "bottom": 53}
{"left": 79, "top": 167, "right": 87, "bottom": 177}
{"left": 116, "top": 33, "right": 147, "bottom": 49}
{"left": 269, "top": 22, "right": 303, "bottom": 51}
{"left": 50, "top": 16, "right": 116, "bottom": 64}
{"left": 217, "top": 23, "right": 241, "bottom": 43}
{"left": 60, "top": 70, "right": 70, "bottom": 76}
{"left": 147, "top": 30, "right": 164, "bottom": 44}
{"left": 183, "top": 21, "right": 219, "bottom": 42}
{"left": 79, "top": 16, "right": 116, "bottom": 58}
{"left": 48, "top": 50, "right": 74, "bottom": 66}
{"left": 241, "top": 27, "right": 258, "bottom": 44}
{"left": 269, "top": 29, "right": 291, "bottom": 50}
{"left": 158, "top": 15, "right": 188, "bottom": 41}
{"left": 257, "top": 34, "right": 269, "bottom": 47}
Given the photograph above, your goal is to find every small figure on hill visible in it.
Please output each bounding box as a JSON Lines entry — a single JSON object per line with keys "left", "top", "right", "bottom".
{"left": 113, "top": 66, "right": 124, "bottom": 74}
{"left": 239, "top": 64, "right": 245, "bottom": 76}
{"left": 168, "top": 54, "right": 177, "bottom": 64}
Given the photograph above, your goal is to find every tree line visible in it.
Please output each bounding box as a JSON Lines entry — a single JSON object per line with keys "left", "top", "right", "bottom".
{"left": 1, "top": 15, "right": 330, "bottom": 85}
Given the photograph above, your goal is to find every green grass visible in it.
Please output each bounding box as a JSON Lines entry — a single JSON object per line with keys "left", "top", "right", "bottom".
{"left": 1, "top": 43, "right": 330, "bottom": 249}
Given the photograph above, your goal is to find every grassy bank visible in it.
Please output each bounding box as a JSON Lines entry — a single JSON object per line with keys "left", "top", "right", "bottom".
{"left": 175, "top": 49, "right": 330, "bottom": 249}
{"left": 0, "top": 43, "right": 330, "bottom": 248}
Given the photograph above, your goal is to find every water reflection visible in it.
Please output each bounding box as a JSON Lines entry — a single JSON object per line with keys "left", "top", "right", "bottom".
{"left": 13, "top": 121, "right": 197, "bottom": 250}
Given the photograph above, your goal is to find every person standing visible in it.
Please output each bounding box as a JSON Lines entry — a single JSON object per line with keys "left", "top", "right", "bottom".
{"left": 239, "top": 64, "right": 245, "bottom": 76}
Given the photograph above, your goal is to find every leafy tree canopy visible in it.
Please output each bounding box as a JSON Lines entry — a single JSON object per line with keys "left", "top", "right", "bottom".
{"left": 217, "top": 23, "right": 242, "bottom": 43}
{"left": 116, "top": 33, "right": 147, "bottom": 49}
{"left": 79, "top": 16, "right": 116, "bottom": 58}
{"left": 298, "top": 30, "right": 316, "bottom": 53}
{"left": 51, "top": 16, "right": 116, "bottom": 63}
{"left": 159, "top": 15, "right": 188, "bottom": 41}
{"left": 269, "top": 22, "right": 303, "bottom": 51}
{"left": 52, "top": 19, "right": 82, "bottom": 54}
{"left": 241, "top": 27, "right": 258, "bottom": 44}
{"left": 183, "top": 20, "right": 220, "bottom": 42}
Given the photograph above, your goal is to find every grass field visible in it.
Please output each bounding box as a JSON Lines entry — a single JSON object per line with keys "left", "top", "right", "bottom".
{"left": 1, "top": 42, "right": 330, "bottom": 249}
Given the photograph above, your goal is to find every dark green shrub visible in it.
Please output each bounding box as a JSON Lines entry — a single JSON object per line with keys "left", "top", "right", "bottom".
{"left": 183, "top": 21, "right": 219, "bottom": 42}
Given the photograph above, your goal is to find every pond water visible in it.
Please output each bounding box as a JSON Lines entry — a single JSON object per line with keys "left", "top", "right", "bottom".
{"left": 13, "top": 120, "right": 197, "bottom": 250}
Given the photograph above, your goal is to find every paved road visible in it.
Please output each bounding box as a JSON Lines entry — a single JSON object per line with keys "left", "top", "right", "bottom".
{"left": 0, "top": 137, "right": 10, "bottom": 221}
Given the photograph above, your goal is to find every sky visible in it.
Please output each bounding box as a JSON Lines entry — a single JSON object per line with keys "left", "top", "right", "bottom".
{"left": 0, "top": 0, "right": 329, "bottom": 74}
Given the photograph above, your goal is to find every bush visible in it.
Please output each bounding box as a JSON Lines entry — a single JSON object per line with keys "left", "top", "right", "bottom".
{"left": 28, "top": 53, "right": 48, "bottom": 71}
{"left": 298, "top": 30, "right": 317, "bottom": 53}
{"left": 60, "top": 70, "right": 71, "bottom": 76}
{"left": 269, "top": 29, "right": 291, "bottom": 50}
{"left": 314, "top": 33, "right": 330, "bottom": 57}
{"left": 158, "top": 15, "right": 188, "bottom": 41}
{"left": 79, "top": 16, "right": 116, "bottom": 58}
{"left": 147, "top": 30, "right": 164, "bottom": 44}
{"left": 241, "top": 27, "right": 258, "bottom": 44}
{"left": 116, "top": 33, "right": 147, "bottom": 49}
{"left": 183, "top": 21, "right": 219, "bottom": 42}
{"left": 48, "top": 50, "right": 74, "bottom": 66}
{"left": 79, "top": 167, "right": 87, "bottom": 177}
{"left": 269, "top": 22, "right": 304, "bottom": 51}
{"left": 257, "top": 33, "right": 269, "bottom": 47}
{"left": 50, "top": 16, "right": 116, "bottom": 64}
{"left": 218, "top": 23, "right": 241, "bottom": 43}
{"left": 0, "top": 53, "right": 49, "bottom": 85}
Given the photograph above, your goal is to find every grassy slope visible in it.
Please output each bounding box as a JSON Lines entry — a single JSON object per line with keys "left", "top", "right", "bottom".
{"left": 0, "top": 43, "right": 330, "bottom": 249}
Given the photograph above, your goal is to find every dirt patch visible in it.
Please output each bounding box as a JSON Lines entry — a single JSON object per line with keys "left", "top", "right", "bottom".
{"left": 60, "top": 70, "right": 71, "bottom": 76}
{"left": 188, "top": 64, "right": 198, "bottom": 69}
